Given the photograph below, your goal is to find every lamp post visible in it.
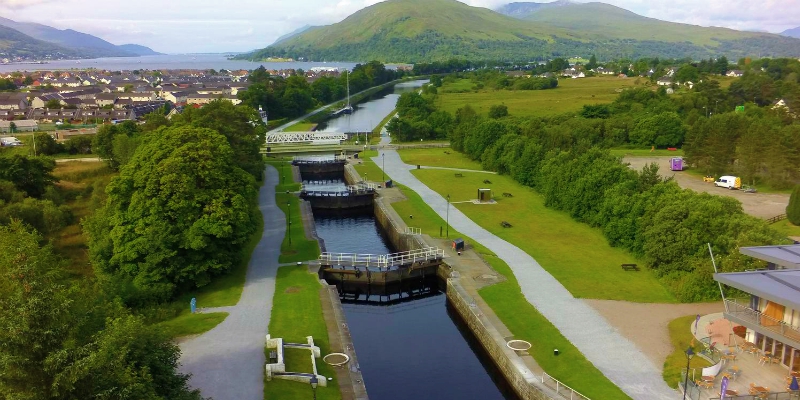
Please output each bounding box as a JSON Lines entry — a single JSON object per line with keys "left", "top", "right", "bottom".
{"left": 310, "top": 376, "right": 318, "bottom": 400}
{"left": 682, "top": 346, "right": 695, "bottom": 400}
{"left": 382, "top": 153, "right": 385, "bottom": 182}
{"left": 286, "top": 195, "right": 292, "bottom": 246}
{"left": 446, "top": 194, "right": 451, "bottom": 239}
{"left": 281, "top": 162, "right": 285, "bottom": 185}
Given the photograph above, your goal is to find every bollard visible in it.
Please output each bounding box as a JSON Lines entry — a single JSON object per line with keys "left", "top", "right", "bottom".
{"left": 554, "top": 348, "right": 559, "bottom": 356}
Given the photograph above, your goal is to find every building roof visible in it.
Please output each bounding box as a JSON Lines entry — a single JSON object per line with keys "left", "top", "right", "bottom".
{"left": 714, "top": 269, "right": 800, "bottom": 310}
{"left": 740, "top": 244, "right": 800, "bottom": 269}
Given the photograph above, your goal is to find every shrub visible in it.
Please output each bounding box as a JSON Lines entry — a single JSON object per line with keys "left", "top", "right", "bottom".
{"left": 788, "top": 185, "right": 800, "bottom": 225}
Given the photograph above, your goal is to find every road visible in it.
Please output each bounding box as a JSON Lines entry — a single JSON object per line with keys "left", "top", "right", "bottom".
{"left": 178, "top": 165, "right": 284, "bottom": 400}
{"left": 624, "top": 156, "right": 789, "bottom": 219}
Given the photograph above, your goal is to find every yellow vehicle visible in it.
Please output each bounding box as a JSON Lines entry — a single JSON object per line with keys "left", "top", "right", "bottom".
{"left": 703, "top": 176, "right": 715, "bottom": 183}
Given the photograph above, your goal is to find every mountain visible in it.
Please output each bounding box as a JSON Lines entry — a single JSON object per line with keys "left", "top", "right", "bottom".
{"left": 239, "top": 0, "right": 800, "bottom": 63}
{"left": 495, "top": 0, "right": 572, "bottom": 18}
{"left": 272, "top": 24, "right": 314, "bottom": 46}
{"left": 0, "top": 16, "right": 159, "bottom": 57}
{"left": 117, "top": 44, "right": 162, "bottom": 56}
{"left": 782, "top": 26, "right": 800, "bottom": 39}
{"left": 0, "top": 24, "right": 81, "bottom": 59}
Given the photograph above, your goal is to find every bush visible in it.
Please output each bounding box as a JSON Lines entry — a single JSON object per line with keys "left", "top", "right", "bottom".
{"left": 63, "top": 135, "right": 93, "bottom": 154}
{"left": 788, "top": 185, "right": 800, "bottom": 225}
{"left": 488, "top": 104, "right": 508, "bottom": 119}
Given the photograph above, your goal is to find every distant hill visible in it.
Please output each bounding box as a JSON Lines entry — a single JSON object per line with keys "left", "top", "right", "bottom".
{"left": 272, "top": 25, "right": 314, "bottom": 46}
{"left": 239, "top": 0, "right": 800, "bottom": 63}
{"left": 0, "top": 24, "right": 81, "bottom": 59}
{"left": 495, "top": 1, "right": 572, "bottom": 18}
{"left": 117, "top": 44, "right": 162, "bottom": 56}
{"left": 0, "top": 16, "right": 160, "bottom": 57}
{"left": 782, "top": 26, "right": 800, "bottom": 39}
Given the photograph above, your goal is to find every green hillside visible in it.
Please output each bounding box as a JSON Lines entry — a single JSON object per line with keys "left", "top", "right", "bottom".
{"left": 240, "top": 0, "right": 800, "bottom": 63}
{"left": 0, "top": 25, "right": 81, "bottom": 59}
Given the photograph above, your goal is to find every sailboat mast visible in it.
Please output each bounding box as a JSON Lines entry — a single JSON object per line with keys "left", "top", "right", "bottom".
{"left": 346, "top": 71, "right": 350, "bottom": 107}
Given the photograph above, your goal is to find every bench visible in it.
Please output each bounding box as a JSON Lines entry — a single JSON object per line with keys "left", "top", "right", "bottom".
{"left": 501, "top": 221, "right": 512, "bottom": 228}
{"left": 483, "top": 179, "right": 492, "bottom": 184}
{"left": 502, "top": 192, "right": 513, "bottom": 197}
{"left": 621, "top": 263, "right": 639, "bottom": 271}
{"left": 454, "top": 173, "right": 463, "bottom": 178}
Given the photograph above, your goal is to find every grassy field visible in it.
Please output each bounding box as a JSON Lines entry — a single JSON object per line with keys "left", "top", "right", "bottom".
{"left": 437, "top": 76, "right": 645, "bottom": 118}
{"left": 396, "top": 147, "right": 483, "bottom": 170}
{"left": 156, "top": 311, "right": 229, "bottom": 338}
{"left": 609, "top": 148, "right": 685, "bottom": 157}
{"left": 264, "top": 266, "right": 341, "bottom": 400}
{"left": 284, "top": 122, "right": 317, "bottom": 132}
{"left": 388, "top": 184, "right": 630, "bottom": 398}
{"left": 266, "top": 159, "right": 322, "bottom": 264}
{"left": 352, "top": 157, "right": 387, "bottom": 184}
{"left": 772, "top": 219, "right": 800, "bottom": 239}
{"left": 411, "top": 168, "right": 675, "bottom": 302}
{"left": 662, "top": 315, "right": 713, "bottom": 388}
{"left": 50, "top": 161, "right": 115, "bottom": 277}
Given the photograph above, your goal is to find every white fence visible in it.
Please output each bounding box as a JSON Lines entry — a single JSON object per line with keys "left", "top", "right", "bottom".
{"left": 541, "top": 372, "right": 591, "bottom": 400}
{"left": 319, "top": 247, "right": 444, "bottom": 269}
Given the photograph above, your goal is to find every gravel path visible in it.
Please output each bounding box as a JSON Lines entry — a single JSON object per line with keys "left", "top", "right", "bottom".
{"left": 178, "top": 165, "right": 284, "bottom": 400}
{"left": 375, "top": 150, "right": 679, "bottom": 400}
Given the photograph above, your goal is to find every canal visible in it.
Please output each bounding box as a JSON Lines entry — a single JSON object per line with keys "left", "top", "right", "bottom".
{"left": 302, "top": 80, "right": 515, "bottom": 400}
{"left": 316, "top": 80, "right": 427, "bottom": 133}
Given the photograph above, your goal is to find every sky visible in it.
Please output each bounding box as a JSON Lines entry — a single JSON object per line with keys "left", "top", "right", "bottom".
{"left": 0, "top": 0, "right": 797, "bottom": 54}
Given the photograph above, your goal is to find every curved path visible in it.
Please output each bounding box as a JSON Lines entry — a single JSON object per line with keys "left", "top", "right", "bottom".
{"left": 373, "top": 150, "right": 679, "bottom": 400}
{"left": 178, "top": 165, "right": 284, "bottom": 400}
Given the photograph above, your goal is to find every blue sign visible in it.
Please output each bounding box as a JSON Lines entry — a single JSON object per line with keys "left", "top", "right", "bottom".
{"left": 190, "top": 297, "right": 197, "bottom": 314}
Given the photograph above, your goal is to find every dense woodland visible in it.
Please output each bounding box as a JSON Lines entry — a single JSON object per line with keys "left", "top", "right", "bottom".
{"left": 391, "top": 59, "right": 800, "bottom": 301}
{"left": 0, "top": 100, "right": 266, "bottom": 398}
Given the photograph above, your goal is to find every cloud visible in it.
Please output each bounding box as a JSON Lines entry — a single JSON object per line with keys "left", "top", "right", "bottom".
{"left": 0, "top": 0, "right": 55, "bottom": 9}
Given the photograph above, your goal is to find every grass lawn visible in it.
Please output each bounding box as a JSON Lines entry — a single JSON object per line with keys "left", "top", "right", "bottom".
{"left": 398, "top": 148, "right": 483, "bottom": 170}
{"left": 771, "top": 219, "right": 800, "bottom": 239}
{"left": 266, "top": 159, "right": 321, "bottom": 263}
{"left": 609, "top": 148, "right": 684, "bottom": 157}
{"left": 156, "top": 311, "right": 228, "bottom": 338}
{"left": 283, "top": 348, "right": 314, "bottom": 374}
{"left": 388, "top": 184, "right": 630, "bottom": 399}
{"left": 662, "top": 315, "right": 713, "bottom": 388}
{"left": 284, "top": 122, "right": 317, "bottom": 132}
{"left": 264, "top": 266, "right": 341, "bottom": 400}
{"left": 352, "top": 157, "right": 386, "bottom": 183}
{"left": 50, "top": 161, "right": 116, "bottom": 278}
{"left": 411, "top": 168, "right": 675, "bottom": 302}
{"left": 437, "top": 76, "right": 645, "bottom": 118}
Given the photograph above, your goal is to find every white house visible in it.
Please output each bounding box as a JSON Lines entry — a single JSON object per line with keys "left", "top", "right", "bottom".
{"left": 727, "top": 70, "right": 744, "bottom": 77}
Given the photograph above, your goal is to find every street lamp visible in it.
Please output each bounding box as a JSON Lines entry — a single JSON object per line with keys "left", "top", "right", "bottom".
{"left": 286, "top": 196, "right": 292, "bottom": 246}
{"left": 382, "top": 153, "right": 385, "bottom": 182}
{"left": 446, "top": 194, "right": 451, "bottom": 239}
{"left": 309, "top": 376, "right": 318, "bottom": 400}
{"left": 682, "top": 346, "right": 695, "bottom": 400}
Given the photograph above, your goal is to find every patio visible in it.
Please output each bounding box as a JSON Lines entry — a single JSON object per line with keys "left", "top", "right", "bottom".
{"left": 686, "top": 315, "right": 800, "bottom": 399}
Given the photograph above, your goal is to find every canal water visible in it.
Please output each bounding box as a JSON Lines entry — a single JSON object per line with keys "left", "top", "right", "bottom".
{"left": 303, "top": 80, "right": 515, "bottom": 400}
{"left": 316, "top": 80, "right": 428, "bottom": 133}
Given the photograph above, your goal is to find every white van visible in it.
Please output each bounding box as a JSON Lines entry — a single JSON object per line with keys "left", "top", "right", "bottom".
{"left": 0, "top": 137, "right": 23, "bottom": 147}
{"left": 714, "top": 176, "right": 741, "bottom": 190}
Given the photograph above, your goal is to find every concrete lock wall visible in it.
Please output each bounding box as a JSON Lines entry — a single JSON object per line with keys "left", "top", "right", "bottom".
{"left": 446, "top": 278, "right": 559, "bottom": 400}
{"left": 343, "top": 164, "right": 361, "bottom": 186}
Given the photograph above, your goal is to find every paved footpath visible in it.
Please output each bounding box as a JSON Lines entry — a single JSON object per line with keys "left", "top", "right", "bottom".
{"left": 179, "top": 165, "right": 284, "bottom": 400}
{"left": 373, "top": 150, "right": 679, "bottom": 400}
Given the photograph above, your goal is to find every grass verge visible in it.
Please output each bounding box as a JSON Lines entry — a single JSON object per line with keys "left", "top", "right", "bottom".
{"left": 284, "top": 122, "right": 317, "bottom": 132}
{"left": 388, "top": 183, "right": 630, "bottom": 399}
{"left": 409, "top": 167, "right": 675, "bottom": 302}
{"left": 609, "top": 148, "right": 685, "bottom": 157}
{"left": 662, "top": 315, "right": 713, "bottom": 388}
{"left": 771, "top": 219, "right": 800, "bottom": 239}
{"left": 265, "top": 266, "right": 340, "bottom": 400}
{"left": 156, "top": 311, "right": 228, "bottom": 338}
{"left": 396, "top": 147, "right": 483, "bottom": 170}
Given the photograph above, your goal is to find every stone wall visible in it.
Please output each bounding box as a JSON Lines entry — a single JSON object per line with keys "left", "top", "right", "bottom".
{"left": 343, "top": 164, "right": 361, "bottom": 186}
{"left": 372, "top": 196, "right": 425, "bottom": 253}
{"left": 446, "top": 278, "right": 560, "bottom": 400}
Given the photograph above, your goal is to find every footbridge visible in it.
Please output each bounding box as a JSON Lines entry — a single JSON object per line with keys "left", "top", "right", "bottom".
{"left": 318, "top": 247, "right": 445, "bottom": 285}
{"left": 299, "top": 183, "right": 377, "bottom": 209}
{"left": 266, "top": 131, "right": 348, "bottom": 144}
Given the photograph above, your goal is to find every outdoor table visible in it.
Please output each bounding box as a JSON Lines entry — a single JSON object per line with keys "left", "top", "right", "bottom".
{"left": 723, "top": 389, "right": 739, "bottom": 396}
{"left": 702, "top": 375, "right": 715, "bottom": 382}
{"left": 791, "top": 372, "right": 800, "bottom": 378}
{"left": 753, "top": 386, "right": 768, "bottom": 393}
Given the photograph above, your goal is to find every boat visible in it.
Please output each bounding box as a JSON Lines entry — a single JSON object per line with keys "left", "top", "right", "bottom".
{"left": 333, "top": 71, "right": 353, "bottom": 115}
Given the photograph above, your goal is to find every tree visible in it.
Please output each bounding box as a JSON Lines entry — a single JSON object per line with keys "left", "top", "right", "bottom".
{"left": 488, "top": 104, "right": 508, "bottom": 119}
{"left": 45, "top": 99, "right": 62, "bottom": 109}
{"left": 8, "top": 121, "right": 15, "bottom": 134}
{"left": 787, "top": 185, "right": 800, "bottom": 225}
{"left": 89, "top": 125, "right": 257, "bottom": 302}
{"left": 675, "top": 64, "right": 699, "bottom": 83}
{"left": 92, "top": 121, "right": 139, "bottom": 170}
{"left": 34, "top": 133, "right": 63, "bottom": 155}
{"left": 586, "top": 54, "right": 598, "bottom": 70}
{"left": 0, "top": 155, "right": 57, "bottom": 198}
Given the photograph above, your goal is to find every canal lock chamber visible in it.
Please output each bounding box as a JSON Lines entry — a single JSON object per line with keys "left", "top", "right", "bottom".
{"left": 298, "top": 160, "right": 517, "bottom": 400}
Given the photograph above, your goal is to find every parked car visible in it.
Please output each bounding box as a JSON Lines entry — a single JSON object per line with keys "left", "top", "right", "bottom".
{"left": 714, "top": 176, "right": 741, "bottom": 190}
{"left": 0, "top": 137, "right": 23, "bottom": 147}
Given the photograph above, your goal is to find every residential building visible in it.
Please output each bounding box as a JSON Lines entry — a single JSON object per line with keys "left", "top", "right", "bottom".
{"left": 727, "top": 70, "right": 745, "bottom": 77}
{"left": 714, "top": 245, "right": 800, "bottom": 373}
{"left": 0, "top": 119, "right": 37, "bottom": 132}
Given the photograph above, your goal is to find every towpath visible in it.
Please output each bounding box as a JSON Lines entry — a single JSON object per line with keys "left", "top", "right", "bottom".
{"left": 373, "top": 149, "right": 679, "bottom": 400}
{"left": 178, "top": 165, "right": 284, "bottom": 400}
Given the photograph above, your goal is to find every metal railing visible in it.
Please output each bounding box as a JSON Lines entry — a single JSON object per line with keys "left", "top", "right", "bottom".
{"left": 725, "top": 299, "right": 800, "bottom": 343}
{"left": 541, "top": 372, "right": 591, "bottom": 400}
{"left": 319, "top": 247, "right": 444, "bottom": 269}
{"left": 404, "top": 227, "right": 422, "bottom": 235}
{"left": 301, "top": 183, "right": 377, "bottom": 197}
{"left": 707, "top": 392, "right": 800, "bottom": 399}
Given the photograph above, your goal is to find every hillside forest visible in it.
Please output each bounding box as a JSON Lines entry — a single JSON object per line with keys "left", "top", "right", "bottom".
{"left": 389, "top": 58, "right": 800, "bottom": 301}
